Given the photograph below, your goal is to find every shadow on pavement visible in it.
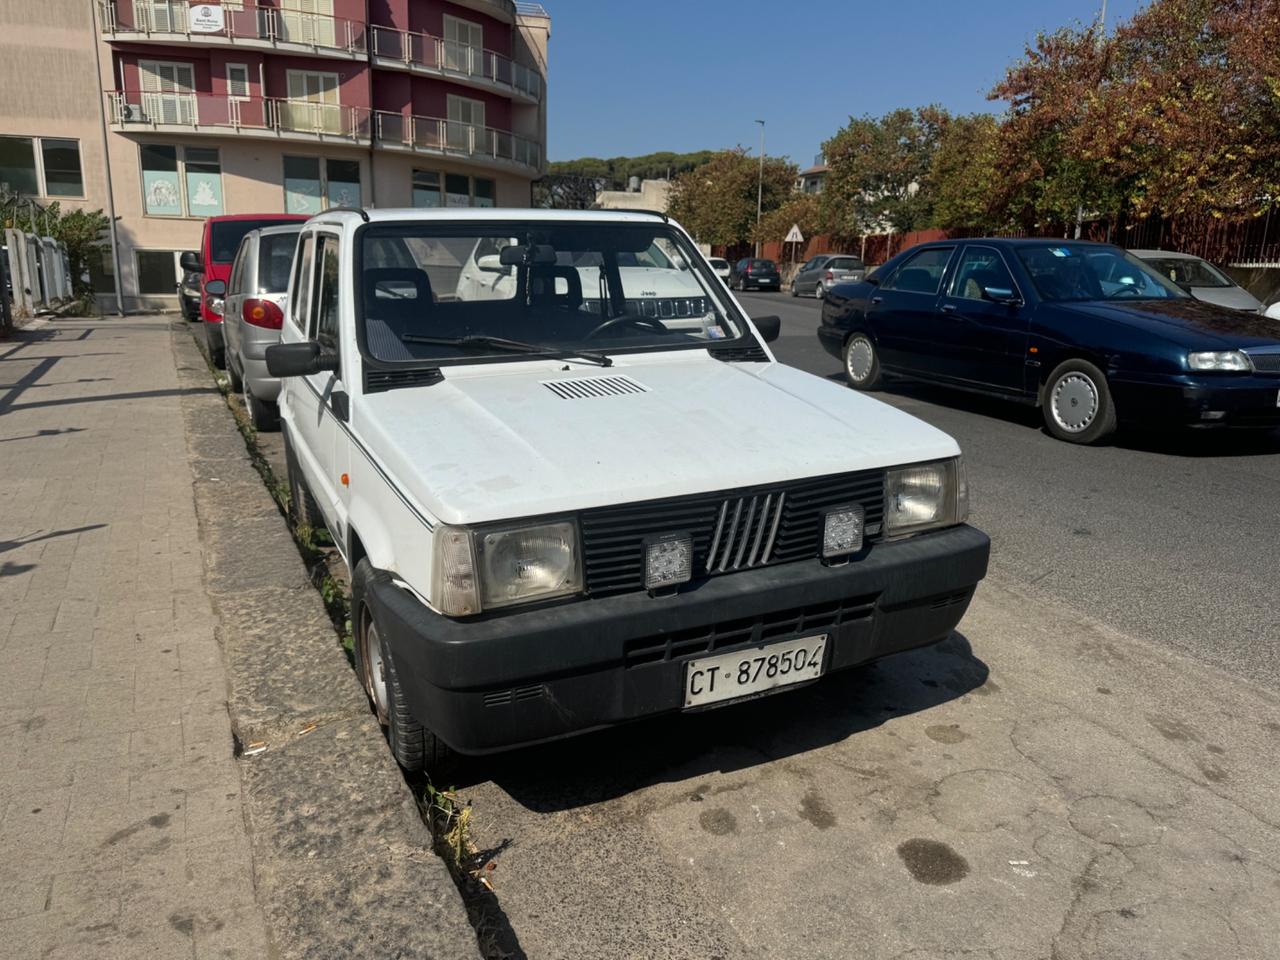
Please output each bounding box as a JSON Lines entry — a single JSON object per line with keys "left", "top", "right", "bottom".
{"left": 472, "top": 631, "right": 988, "bottom": 813}
{"left": 0, "top": 524, "right": 107, "bottom": 556}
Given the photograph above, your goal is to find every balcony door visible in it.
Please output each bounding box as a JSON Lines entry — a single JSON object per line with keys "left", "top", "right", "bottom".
{"left": 446, "top": 95, "right": 484, "bottom": 153}
{"left": 442, "top": 14, "right": 483, "bottom": 75}
{"left": 284, "top": 70, "right": 341, "bottom": 134}
{"left": 278, "top": 0, "right": 337, "bottom": 48}
{"left": 139, "top": 0, "right": 186, "bottom": 33}
{"left": 139, "top": 60, "right": 196, "bottom": 125}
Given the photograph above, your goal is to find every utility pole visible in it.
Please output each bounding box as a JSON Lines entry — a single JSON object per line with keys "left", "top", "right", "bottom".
{"left": 754, "top": 120, "right": 765, "bottom": 258}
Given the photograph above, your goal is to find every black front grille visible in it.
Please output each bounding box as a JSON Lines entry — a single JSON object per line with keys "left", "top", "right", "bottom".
{"left": 622, "top": 594, "right": 879, "bottom": 667}
{"left": 1247, "top": 351, "right": 1280, "bottom": 374}
{"left": 580, "top": 469, "right": 886, "bottom": 597}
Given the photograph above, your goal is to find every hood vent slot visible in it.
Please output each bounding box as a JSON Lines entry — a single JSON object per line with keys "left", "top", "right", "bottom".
{"left": 542, "top": 375, "right": 648, "bottom": 399}
{"left": 709, "top": 343, "right": 769, "bottom": 363}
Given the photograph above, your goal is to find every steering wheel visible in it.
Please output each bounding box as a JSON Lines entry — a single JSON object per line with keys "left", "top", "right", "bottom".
{"left": 584, "top": 314, "right": 670, "bottom": 339}
{"left": 1104, "top": 282, "right": 1144, "bottom": 299}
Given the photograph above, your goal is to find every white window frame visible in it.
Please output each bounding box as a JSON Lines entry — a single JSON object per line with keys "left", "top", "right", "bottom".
{"left": 0, "top": 135, "right": 85, "bottom": 199}
{"left": 226, "top": 63, "right": 250, "bottom": 100}
{"left": 442, "top": 14, "right": 483, "bottom": 74}
{"left": 138, "top": 59, "right": 197, "bottom": 125}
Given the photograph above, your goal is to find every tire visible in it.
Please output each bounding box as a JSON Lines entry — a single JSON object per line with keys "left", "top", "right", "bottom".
{"left": 353, "top": 559, "right": 455, "bottom": 777}
{"left": 843, "top": 333, "right": 882, "bottom": 390}
{"left": 226, "top": 355, "right": 244, "bottom": 394}
{"left": 791, "top": 281, "right": 799, "bottom": 297}
{"left": 206, "top": 323, "right": 226, "bottom": 369}
{"left": 815, "top": 282, "right": 826, "bottom": 300}
{"left": 1041, "top": 358, "right": 1117, "bottom": 444}
{"left": 244, "top": 380, "right": 279, "bottom": 432}
{"left": 282, "top": 427, "right": 325, "bottom": 530}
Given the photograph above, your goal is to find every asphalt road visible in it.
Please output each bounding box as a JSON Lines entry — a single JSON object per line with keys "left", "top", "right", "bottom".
{"left": 738, "top": 289, "right": 1280, "bottom": 690}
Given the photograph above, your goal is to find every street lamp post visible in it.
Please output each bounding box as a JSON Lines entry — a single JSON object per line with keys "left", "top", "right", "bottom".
{"left": 754, "top": 119, "right": 765, "bottom": 258}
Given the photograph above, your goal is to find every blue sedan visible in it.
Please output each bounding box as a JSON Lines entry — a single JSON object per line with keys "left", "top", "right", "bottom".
{"left": 817, "top": 238, "right": 1280, "bottom": 443}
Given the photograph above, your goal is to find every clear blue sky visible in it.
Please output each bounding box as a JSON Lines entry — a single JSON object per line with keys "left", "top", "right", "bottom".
{"left": 543, "top": 0, "right": 1148, "bottom": 166}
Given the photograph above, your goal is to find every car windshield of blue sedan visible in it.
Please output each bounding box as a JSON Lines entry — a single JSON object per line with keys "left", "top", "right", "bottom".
{"left": 1015, "top": 245, "right": 1187, "bottom": 302}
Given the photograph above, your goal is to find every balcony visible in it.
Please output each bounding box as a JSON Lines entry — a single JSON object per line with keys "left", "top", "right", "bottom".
{"left": 106, "top": 91, "right": 371, "bottom": 143}
{"left": 374, "top": 111, "right": 541, "bottom": 175}
{"left": 98, "top": 1, "right": 367, "bottom": 60}
{"left": 369, "top": 26, "right": 542, "bottom": 103}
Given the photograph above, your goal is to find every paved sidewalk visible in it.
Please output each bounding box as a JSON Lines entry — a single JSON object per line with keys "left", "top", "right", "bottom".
{"left": 0, "top": 319, "right": 271, "bottom": 958}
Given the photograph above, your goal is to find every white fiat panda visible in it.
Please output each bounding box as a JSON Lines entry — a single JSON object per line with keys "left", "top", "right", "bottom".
{"left": 267, "top": 208, "right": 989, "bottom": 775}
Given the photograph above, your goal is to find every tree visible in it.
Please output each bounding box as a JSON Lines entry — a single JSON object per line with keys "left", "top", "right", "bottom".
{"left": 930, "top": 114, "right": 1004, "bottom": 230}
{"left": 533, "top": 174, "right": 603, "bottom": 209}
{"left": 666, "top": 149, "right": 797, "bottom": 246}
{"left": 547, "top": 150, "right": 717, "bottom": 190}
{"left": 820, "top": 107, "right": 949, "bottom": 236}
{"left": 753, "top": 194, "right": 822, "bottom": 245}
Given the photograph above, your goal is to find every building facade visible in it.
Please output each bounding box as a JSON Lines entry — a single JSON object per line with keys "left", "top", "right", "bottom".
{"left": 0, "top": 0, "right": 550, "bottom": 311}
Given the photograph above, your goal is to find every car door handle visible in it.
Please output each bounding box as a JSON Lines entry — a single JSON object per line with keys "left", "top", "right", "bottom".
{"left": 870, "top": 296, "right": 883, "bottom": 305}
{"left": 941, "top": 304, "right": 956, "bottom": 313}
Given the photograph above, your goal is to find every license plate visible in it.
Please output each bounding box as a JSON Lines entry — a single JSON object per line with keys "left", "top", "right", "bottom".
{"left": 684, "top": 635, "right": 827, "bottom": 708}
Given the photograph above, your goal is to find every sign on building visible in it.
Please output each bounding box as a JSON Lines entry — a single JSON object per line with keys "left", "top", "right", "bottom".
{"left": 189, "top": 5, "right": 226, "bottom": 34}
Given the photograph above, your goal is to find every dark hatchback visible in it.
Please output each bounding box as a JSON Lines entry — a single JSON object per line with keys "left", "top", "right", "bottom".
{"left": 730, "top": 257, "right": 781, "bottom": 291}
{"left": 817, "top": 238, "right": 1280, "bottom": 443}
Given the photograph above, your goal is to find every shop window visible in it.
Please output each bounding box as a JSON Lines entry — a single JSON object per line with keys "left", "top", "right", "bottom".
{"left": 140, "top": 145, "right": 223, "bottom": 217}
{"left": 136, "top": 250, "right": 179, "bottom": 296}
{"left": 283, "top": 155, "right": 361, "bottom": 214}
{"left": 473, "top": 178, "right": 495, "bottom": 208}
{"left": 412, "top": 170, "right": 441, "bottom": 208}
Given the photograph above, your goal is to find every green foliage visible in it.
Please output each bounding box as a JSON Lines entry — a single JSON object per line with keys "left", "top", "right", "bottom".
{"left": 754, "top": 193, "right": 823, "bottom": 244}
{"left": 3, "top": 199, "right": 110, "bottom": 305}
{"left": 667, "top": 149, "right": 798, "bottom": 246}
{"left": 821, "top": 107, "right": 950, "bottom": 236}
{"left": 930, "top": 114, "right": 1004, "bottom": 230}
{"left": 548, "top": 150, "right": 716, "bottom": 189}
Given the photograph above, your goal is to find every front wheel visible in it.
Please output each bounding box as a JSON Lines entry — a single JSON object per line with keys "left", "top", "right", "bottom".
{"left": 790, "top": 281, "right": 799, "bottom": 297}
{"left": 353, "top": 559, "right": 455, "bottom": 777}
{"left": 843, "top": 334, "right": 882, "bottom": 390}
{"left": 1042, "top": 359, "right": 1117, "bottom": 444}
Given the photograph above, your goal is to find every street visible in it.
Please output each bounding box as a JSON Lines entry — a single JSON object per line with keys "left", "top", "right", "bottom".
{"left": 739, "top": 290, "right": 1280, "bottom": 690}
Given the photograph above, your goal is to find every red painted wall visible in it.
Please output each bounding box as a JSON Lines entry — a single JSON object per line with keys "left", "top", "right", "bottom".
{"left": 410, "top": 76, "right": 511, "bottom": 126}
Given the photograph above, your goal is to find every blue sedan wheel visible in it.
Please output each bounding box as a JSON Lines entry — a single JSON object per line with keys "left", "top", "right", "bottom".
{"left": 844, "top": 334, "right": 882, "bottom": 390}
{"left": 1043, "top": 359, "right": 1117, "bottom": 444}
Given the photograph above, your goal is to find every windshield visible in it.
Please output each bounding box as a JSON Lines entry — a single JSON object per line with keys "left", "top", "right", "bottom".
{"left": 211, "top": 218, "right": 300, "bottom": 264}
{"left": 1015, "top": 244, "right": 1187, "bottom": 302}
{"left": 1142, "top": 256, "right": 1233, "bottom": 289}
{"left": 358, "top": 222, "right": 747, "bottom": 364}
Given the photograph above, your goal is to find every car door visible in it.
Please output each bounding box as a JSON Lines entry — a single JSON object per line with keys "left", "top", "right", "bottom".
{"left": 798, "top": 257, "right": 825, "bottom": 294}
{"left": 867, "top": 246, "right": 955, "bottom": 374}
{"left": 299, "top": 230, "right": 350, "bottom": 541}
{"left": 281, "top": 231, "right": 328, "bottom": 515}
{"left": 223, "top": 239, "right": 250, "bottom": 366}
{"left": 935, "top": 244, "right": 1031, "bottom": 393}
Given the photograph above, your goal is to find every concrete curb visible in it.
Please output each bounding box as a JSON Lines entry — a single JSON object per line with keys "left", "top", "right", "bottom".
{"left": 170, "top": 321, "right": 477, "bottom": 959}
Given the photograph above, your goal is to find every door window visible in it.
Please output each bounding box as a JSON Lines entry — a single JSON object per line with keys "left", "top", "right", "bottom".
{"left": 882, "top": 247, "right": 954, "bottom": 294}
{"left": 949, "top": 247, "right": 1017, "bottom": 302}
{"left": 311, "top": 235, "right": 341, "bottom": 362}
{"left": 228, "top": 241, "right": 249, "bottom": 296}
{"left": 291, "top": 233, "right": 315, "bottom": 332}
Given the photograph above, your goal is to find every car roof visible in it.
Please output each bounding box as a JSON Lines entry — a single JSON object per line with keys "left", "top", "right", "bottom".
{"left": 309, "top": 207, "right": 672, "bottom": 227}
{"left": 207, "top": 213, "right": 310, "bottom": 223}
{"left": 252, "top": 224, "right": 303, "bottom": 238}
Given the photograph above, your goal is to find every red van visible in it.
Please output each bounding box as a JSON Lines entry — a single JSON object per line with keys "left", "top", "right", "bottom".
{"left": 182, "top": 213, "right": 309, "bottom": 368}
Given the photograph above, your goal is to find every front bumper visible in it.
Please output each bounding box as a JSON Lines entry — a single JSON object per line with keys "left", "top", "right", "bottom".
{"left": 1110, "top": 373, "right": 1280, "bottom": 428}
{"left": 368, "top": 524, "right": 991, "bottom": 754}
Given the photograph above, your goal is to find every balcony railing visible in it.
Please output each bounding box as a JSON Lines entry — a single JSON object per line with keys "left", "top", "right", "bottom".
{"left": 374, "top": 111, "right": 541, "bottom": 171}
{"left": 369, "top": 25, "right": 542, "bottom": 101}
{"left": 99, "top": 1, "right": 367, "bottom": 56}
{"left": 106, "top": 91, "right": 371, "bottom": 141}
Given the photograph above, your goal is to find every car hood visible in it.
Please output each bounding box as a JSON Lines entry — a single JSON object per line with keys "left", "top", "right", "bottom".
{"left": 355, "top": 355, "right": 960, "bottom": 525}
{"left": 1187, "top": 285, "right": 1262, "bottom": 312}
{"left": 1056, "top": 299, "right": 1280, "bottom": 348}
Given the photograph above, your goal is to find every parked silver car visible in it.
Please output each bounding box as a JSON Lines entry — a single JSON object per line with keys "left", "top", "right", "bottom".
{"left": 221, "top": 225, "right": 301, "bottom": 429}
{"left": 1129, "top": 249, "right": 1262, "bottom": 312}
{"left": 791, "top": 254, "right": 866, "bottom": 299}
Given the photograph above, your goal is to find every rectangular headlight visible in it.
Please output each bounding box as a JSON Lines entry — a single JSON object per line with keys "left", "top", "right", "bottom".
{"left": 432, "top": 520, "right": 582, "bottom": 616}
{"left": 1188, "top": 350, "right": 1252, "bottom": 372}
{"left": 884, "top": 458, "right": 966, "bottom": 538}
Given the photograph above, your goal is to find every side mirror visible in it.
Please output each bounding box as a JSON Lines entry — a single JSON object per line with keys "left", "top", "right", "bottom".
{"left": 476, "top": 254, "right": 509, "bottom": 274}
{"left": 204, "top": 279, "right": 226, "bottom": 297}
{"left": 266, "top": 341, "right": 340, "bottom": 378}
{"left": 984, "top": 286, "right": 1022, "bottom": 306}
{"left": 752, "top": 315, "right": 781, "bottom": 343}
{"left": 864, "top": 273, "right": 881, "bottom": 286}
{"left": 180, "top": 250, "right": 203, "bottom": 273}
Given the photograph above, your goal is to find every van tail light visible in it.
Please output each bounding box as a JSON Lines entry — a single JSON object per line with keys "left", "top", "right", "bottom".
{"left": 242, "top": 298, "right": 284, "bottom": 329}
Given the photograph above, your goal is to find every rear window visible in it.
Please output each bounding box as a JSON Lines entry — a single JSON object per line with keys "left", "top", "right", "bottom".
{"left": 257, "top": 232, "right": 300, "bottom": 293}
{"left": 750, "top": 259, "right": 776, "bottom": 270}
{"left": 211, "top": 218, "right": 301, "bottom": 263}
{"left": 829, "top": 257, "right": 863, "bottom": 270}
{"left": 709, "top": 258, "right": 729, "bottom": 270}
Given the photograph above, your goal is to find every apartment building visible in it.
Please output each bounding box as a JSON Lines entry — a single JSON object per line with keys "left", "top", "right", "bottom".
{"left": 0, "top": 0, "right": 551, "bottom": 311}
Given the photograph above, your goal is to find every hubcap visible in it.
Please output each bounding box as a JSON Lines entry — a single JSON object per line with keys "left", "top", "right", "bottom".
{"left": 1051, "top": 372, "right": 1099, "bottom": 432}
{"left": 846, "top": 337, "right": 875, "bottom": 382}
{"left": 364, "top": 617, "right": 389, "bottom": 720}
{"left": 816, "top": 283, "right": 824, "bottom": 299}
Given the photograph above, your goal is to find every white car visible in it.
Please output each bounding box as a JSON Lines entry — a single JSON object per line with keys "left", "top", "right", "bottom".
{"left": 707, "top": 257, "right": 732, "bottom": 283}
{"left": 267, "top": 208, "right": 989, "bottom": 775}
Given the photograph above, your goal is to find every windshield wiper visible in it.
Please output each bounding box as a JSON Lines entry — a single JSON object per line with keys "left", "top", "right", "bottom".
{"left": 401, "top": 334, "right": 612, "bottom": 367}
